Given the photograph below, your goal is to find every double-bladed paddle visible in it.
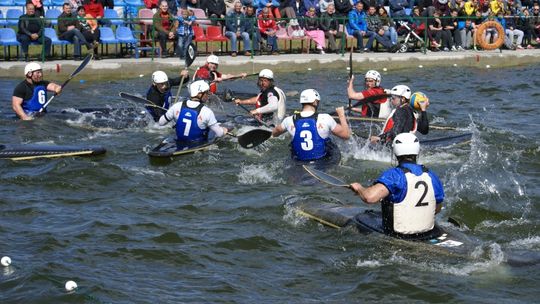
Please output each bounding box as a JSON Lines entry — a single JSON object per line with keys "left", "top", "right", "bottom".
{"left": 237, "top": 128, "right": 272, "bottom": 149}
{"left": 39, "top": 53, "right": 93, "bottom": 112}
{"left": 174, "top": 43, "right": 197, "bottom": 103}
{"left": 223, "top": 89, "right": 273, "bottom": 128}
{"left": 303, "top": 165, "right": 352, "bottom": 188}
{"left": 119, "top": 92, "right": 167, "bottom": 111}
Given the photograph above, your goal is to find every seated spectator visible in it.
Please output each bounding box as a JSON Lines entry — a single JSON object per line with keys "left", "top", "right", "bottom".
{"left": 533, "top": 4, "right": 540, "bottom": 43}
{"left": 428, "top": 9, "right": 444, "bottom": 50}
{"left": 502, "top": 10, "right": 524, "bottom": 49}
{"left": 320, "top": 3, "right": 343, "bottom": 53}
{"left": 153, "top": 0, "right": 178, "bottom": 58}
{"left": 347, "top": 1, "right": 371, "bottom": 52}
{"left": 378, "top": 5, "right": 398, "bottom": 46}
{"left": 294, "top": 0, "right": 307, "bottom": 19}
{"left": 203, "top": 0, "right": 226, "bottom": 26}
{"left": 318, "top": 0, "right": 333, "bottom": 15}
{"left": 517, "top": 7, "right": 535, "bottom": 48}
{"left": 334, "top": 0, "right": 352, "bottom": 18}
{"left": 366, "top": 5, "right": 399, "bottom": 52}
{"left": 83, "top": 0, "right": 112, "bottom": 27}
{"left": 389, "top": 0, "right": 410, "bottom": 19}
{"left": 225, "top": 1, "right": 254, "bottom": 56}
{"left": 176, "top": 9, "right": 195, "bottom": 59}
{"left": 17, "top": 3, "right": 51, "bottom": 61}
{"left": 441, "top": 8, "right": 459, "bottom": 51}
{"left": 58, "top": 3, "right": 94, "bottom": 60}
{"left": 244, "top": 5, "right": 261, "bottom": 54}
{"left": 77, "top": 6, "right": 101, "bottom": 59}
{"left": 304, "top": 6, "right": 326, "bottom": 53}
{"left": 258, "top": 7, "right": 279, "bottom": 54}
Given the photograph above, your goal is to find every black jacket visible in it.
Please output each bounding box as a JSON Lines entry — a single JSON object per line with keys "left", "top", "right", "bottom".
{"left": 58, "top": 12, "right": 82, "bottom": 34}
{"left": 18, "top": 13, "right": 43, "bottom": 36}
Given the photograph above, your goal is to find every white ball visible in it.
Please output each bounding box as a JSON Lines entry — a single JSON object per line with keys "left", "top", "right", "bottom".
{"left": 486, "top": 65, "right": 490, "bottom": 68}
{"left": 346, "top": 67, "right": 350, "bottom": 71}
{"left": 453, "top": 63, "right": 457, "bottom": 67}
{"left": 139, "top": 74, "right": 144, "bottom": 78}
{"left": 383, "top": 68, "right": 387, "bottom": 72}
{"left": 418, "top": 65, "right": 423, "bottom": 68}
{"left": 65, "top": 280, "right": 78, "bottom": 291}
{"left": 1, "top": 256, "right": 11, "bottom": 267}
{"left": 307, "top": 68, "right": 312, "bottom": 71}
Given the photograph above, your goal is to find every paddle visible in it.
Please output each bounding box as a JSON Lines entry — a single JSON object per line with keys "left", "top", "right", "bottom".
{"left": 303, "top": 165, "right": 352, "bottom": 188}
{"left": 237, "top": 128, "right": 272, "bottom": 149}
{"left": 119, "top": 92, "right": 167, "bottom": 111}
{"left": 174, "top": 43, "right": 197, "bottom": 103}
{"left": 211, "top": 72, "right": 259, "bottom": 84}
{"left": 331, "top": 115, "right": 459, "bottom": 131}
{"left": 348, "top": 46, "right": 353, "bottom": 110}
{"left": 39, "top": 53, "right": 92, "bottom": 112}
{"left": 223, "top": 89, "right": 273, "bottom": 128}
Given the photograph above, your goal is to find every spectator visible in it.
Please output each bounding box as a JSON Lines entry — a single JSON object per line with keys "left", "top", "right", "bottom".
{"left": 303, "top": 0, "right": 321, "bottom": 15}
{"left": 334, "top": 0, "right": 352, "bottom": 17}
{"left": 28, "top": 0, "right": 45, "bottom": 17}
{"left": 102, "top": 0, "right": 114, "bottom": 9}
{"left": 441, "top": 8, "right": 459, "bottom": 51}
{"left": 258, "top": 7, "right": 279, "bottom": 54}
{"left": 167, "top": 0, "right": 180, "bottom": 15}
{"left": 67, "top": 0, "right": 83, "bottom": 14}
{"left": 279, "top": 0, "right": 298, "bottom": 21}
{"left": 244, "top": 5, "right": 261, "bottom": 54}
{"left": 304, "top": 7, "right": 326, "bottom": 53}
{"left": 320, "top": 3, "right": 343, "bottom": 53}
{"left": 294, "top": 0, "right": 308, "bottom": 19}
{"left": 144, "top": 0, "right": 160, "bottom": 9}
{"left": 319, "top": 0, "right": 334, "bottom": 14}
{"left": 181, "top": 0, "right": 201, "bottom": 9}
{"left": 533, "top": 4, "right": 540, "bottom": 44}
{"left": 153, "top": 0, "right": 178, "bottom": 58}
{"left": 463, "top": 0, "right": 478, "bottom": 17}
{"left": 259, "top": 0, "right": 283, "bottom": 20}
{"left": 428, "top": 9, "right": 443, "bottom": 50}
{"left": 225, "top": 2, "right": 254, "bottom": 56}
{"left": 366, "top": 5, "right": 399, "bottom": 52}
{"left": 176, "top": 9, "right": 195, "bottom": 59}
{"left": 378, "top": 6, "right": 398, "bottom": 46}
{"left": 17, "top": 3, "right": 51, "bottom": 61}
{"left": 503, "top": 10, "right": 525, "bottom": 49}
{"left": 58, "top": 3, "right": 94, "bottom": 60}
{"left": 389, "top": 0, "right": 410, "bottom": 19}
{"left": 416, "top": 0, "right": 434, "bottom": 16}
{"left": 461, "top": 18, "right": 476, "bottom": 49}
{"left": 347, "top": 1, "right": 371, "bottom": 52}
{"left": 83, "top": 0, "right": 112, "bottom": 27}
{"left": 433, "top": 0, "right": 450, "bottom": 16}
{"left": 77, "top": 6, "right": 101, "bottom": 59}
{"left": 449, "top": 0, "right": 466, "bottom": 13}
{"left": 517, "top": 7, "right": 535, "bottom": 48}
{"left": 203, "top": 0, "right": 227, "bottom": 26}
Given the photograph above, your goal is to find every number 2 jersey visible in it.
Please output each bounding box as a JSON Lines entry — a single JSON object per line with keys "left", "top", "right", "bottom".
{"left": 376, "top": 162, "right": 444, "bottom": 236}
{"left": 280, "top": 111, "right": 337, "bottom": 161}
{"left": 12, "top": 80, "right": 50, "bottom": 113}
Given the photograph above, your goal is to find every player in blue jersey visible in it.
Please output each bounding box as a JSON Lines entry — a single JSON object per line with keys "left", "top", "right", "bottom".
{"left": 350, "top": 132, "right": 445, "bottom": 238}
{"left": 272, "top": 89, "right": 350, "bottom": 161}
{"left": 11, "top": 62, "right": 62, "bottom": 120}
{"left": 146, "top": 69, "right": 189, "bottom": 122}
{"left": 158, "top": 80, "right": 228, "bottom": 142}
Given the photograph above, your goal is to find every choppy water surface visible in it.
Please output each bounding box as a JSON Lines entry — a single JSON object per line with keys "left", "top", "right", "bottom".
{"left": 1, "top": 65, "right": 539, "bottom": 303}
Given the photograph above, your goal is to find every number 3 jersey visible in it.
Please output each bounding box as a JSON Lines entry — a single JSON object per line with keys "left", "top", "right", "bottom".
{"left": 280, "top": 111, "right": 337, "bottom": 161}
{"left": 12, "top": 80, "right": 50, "bottom": 113}
{"left": 376, "top": 162, "right": 445, "bottom": 235}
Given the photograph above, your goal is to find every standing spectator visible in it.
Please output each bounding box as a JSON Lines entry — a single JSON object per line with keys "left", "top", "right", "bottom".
{"left": 77, "top": 6, "right": 101, "bottom": 59}
{"left": 258, "top": 7, "right": 279, "bottom": 54}
{"left": 320, "top": 3, "right": 343, "bottom": 53}
{"left": 58, "top": 3, "right": 94, "bottom": 60}
{"left": 533, "top": 4, "right": 540, "bottom": 44}
{"left": 225, "top": 1, "right": 253, "bottom": 56}
{"left": 153, "top": 0, "right": 178, "bottom": 58}
{"left": 389, "top": 0, "right": 410, "bottom": 19}
{"left": 378, "top": 6, "right": 398, "bottom": 46}
{"left": 244, "top": 5, "right": 261, "bottom": 54}
{"left": 203, "top": 0, "right": 226, "bottom": 26}
{"left": 304, "top": 6, "right": 326, "bottom": 53}
{"left": 347, "top": 1, "right": 372, "bottom": 52}
{"left": 176, "top": 9, "right": 195, "bottom": 59}
{"left": 17, "top": 3, "right": 51, "bottom": 61}
{"left": 83, "top": 0, "right": 112, "bottom": 27}
{"left": 29, "top": 0, "right": 45, "bottom": 17}
{"left": 319, "top": 0, "right": 334, "bottom": 14}
{"left": 294, "top": 0, "right": 308, "bottom": 19}
{"left": 463, "top": 0, "right": 478, "bottom": 17}
{"left": 334, "top": 0, "right": 352, "bottom": 18}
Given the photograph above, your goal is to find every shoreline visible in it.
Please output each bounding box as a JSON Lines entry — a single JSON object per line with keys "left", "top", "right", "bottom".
{"left": 1, "top": 48, "right": 540, "bottom": 80}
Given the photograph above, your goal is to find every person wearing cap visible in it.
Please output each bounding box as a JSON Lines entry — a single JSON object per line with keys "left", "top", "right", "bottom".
{"left": 158, "top": 80, "right": 228, "bottom": 142}
{"left": 370, "top": 84, "right": 417, "bottom": 144}
{"left": 348, "top": 70, "right": 392, "bottom": 119}
{"left": 350, "top": 132, "right": 444, "bottom": 239}
{"left": 193, "top": 54, "right": 247, "bottom": 93}
{"left": 145, "top": 69, "right": 190, "bottom": 122}
{"left": 234, "top": 69, "right": 287, "bottom": 125}
{"left": 271, "top": 89, "right": 350, "bottom": 162}
{"left": 11, "top": 62, "right": 62, "bottom": 120}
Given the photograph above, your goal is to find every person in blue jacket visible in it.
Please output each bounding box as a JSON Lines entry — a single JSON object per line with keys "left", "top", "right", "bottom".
{"left": 350, "top": 132, "right": 445, "bottom": 238}
{"left": 272, "top": 89, "right": 350, "bottom": 161}
{"left": 347, "top": 1, "right": 374, "bottom": 52}
{"left": 12, "top": 62, "right": 62, "bottom": 120}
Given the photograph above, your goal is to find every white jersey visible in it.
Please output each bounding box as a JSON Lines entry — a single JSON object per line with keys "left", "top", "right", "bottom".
{"left": 393, "top": 171, "right": 436, "bottom": 234}
{"left": 159, "top": 100, "right": 225, "bottom": 137}
{"left": 378, "top": 97, "right": 392, "bottom": 119}
{"left": 280, "top": 111, "right": 337, "bottom": 138}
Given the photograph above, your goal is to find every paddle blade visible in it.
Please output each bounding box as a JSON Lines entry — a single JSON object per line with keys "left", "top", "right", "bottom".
{"left": 119, "top": 92, "right": 150, "bottom": 104}
{"left": 303, "top": 165, "right": 349, "bottom": 188}
{"left": 237, "top": 129, "right": 272, "bottom": 149}
{"left": 71, "top": 53, "right": 93, "bottom": 78}
{"left": 185, "top": 43, "right": 197, "bottom": 68}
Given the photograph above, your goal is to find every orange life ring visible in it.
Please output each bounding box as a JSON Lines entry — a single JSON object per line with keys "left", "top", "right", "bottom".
{"left": 475, "top": 20, "right": 505, "bottom": 50}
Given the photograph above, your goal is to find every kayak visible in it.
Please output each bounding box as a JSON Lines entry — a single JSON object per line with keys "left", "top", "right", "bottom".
{"left": 0, "top": 144, "right": 106, "bottom": 161}
{"left": 147, "top": 137, "right": 218, "bottom": 158}
{"left": 421, "top": 133, "right": 472, "bottom": 148}
{"left": 294, "top": 200, "right": 468, "bottom": 252}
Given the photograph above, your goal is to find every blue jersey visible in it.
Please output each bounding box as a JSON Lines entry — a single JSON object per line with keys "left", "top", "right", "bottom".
{"left": 12, "top": 80, "right": 49, "bottom": 114}
{"left": 376, "top": 162, "right": 445, "bottom": 204}
{"left": 291, "top": 113, "right": 328, "bottom": 161}
{"left": 175, "top": 102, "right": 207, "bottom": 142}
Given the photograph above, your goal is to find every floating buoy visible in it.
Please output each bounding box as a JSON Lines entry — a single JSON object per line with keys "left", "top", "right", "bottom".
{"left": 383, "top": 68, "right": 387, "bottom": 72}
{"left": 1, "top": 256, "right": 11, "bottom": 267}
{"left": 65, "top": 280, "right": 77, "bottom": 291}
{"left": 486, "top": 65, "right": 491, "bottom": 68}
{"left": 418, "top": 65, "right": 423, "bottom": 68}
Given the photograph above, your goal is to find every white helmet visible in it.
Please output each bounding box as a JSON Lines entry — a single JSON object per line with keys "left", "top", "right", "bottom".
{"left": 392, "top": 133, "right": 420, "bottom": 157}
{"left": 258, "top": 69, "right": 274, "bottom": 80}
{"left": 189, "top": 80, "right": 210, "bottom": 97}
{"left": 365, "top": 70, "right": 381, "bottom": 86}
{"left": 300, "top": 89, "right": 320, "bottom": 104}
{"left": 24, "top": 62, "right": 42, "bottom": 76}
{"left": 390, "top": 84, "right": 412, "bottom": 100}
{"left": 152, "top": 71, "right": 168, "bottom": 84}
{"left": 207, "top": 54, "right": 219, "bottom": 65}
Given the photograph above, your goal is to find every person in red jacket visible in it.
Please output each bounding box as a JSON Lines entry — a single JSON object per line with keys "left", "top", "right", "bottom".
{"left": 83, "top": 0, "right": 111, "bottom": 27}
{"left": 257, "top": 7, "right": 278, "bottom": 55}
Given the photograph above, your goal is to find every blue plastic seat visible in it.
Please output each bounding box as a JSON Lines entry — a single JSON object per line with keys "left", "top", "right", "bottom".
{"left": 0, "top": 0, "right": 14, "bottom": 6}
{"left": 104, "top": 8, "right": 124, "bottom": 27}
{"left": 13, "top": 0, "right": 26, "bottom": 6}
{"left": 51, "top": 0, "right": 64, "bottom": 6}
{"left": 44, "top": 8, "right": 61, "bottom": 26}
{"left": 6, "top": 9, "right": 23, "bottom": 27}
{"left": 44, "top": 27, "right": 70, "bottom": 57}
{"left": 0, "top": 28, "right": 21, "bottom": 60}
{"left": 0, "top": 10, "right": 7, "bottom": 27}
{"left": 116, "top": 25, "right": 148, "bottom": 58}
{"left": 99, "top": 26, "right": 119, "bottom": 55}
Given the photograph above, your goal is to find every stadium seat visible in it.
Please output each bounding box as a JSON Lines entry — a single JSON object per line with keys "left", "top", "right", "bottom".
{"left": 104, "top": 8, "right": 123, "bottom": 27}
{"left": 0, "top": 27, "right": 21, "bottom": 60}
{"left": 99, "top": 26, "right": 119, "bottom": 56}
{"left": 44, "top": 27, "right": 70, "bottom": 58}
{"left": 44, "top": 8, "right": 61, "bottom": 26}
{"left": 6, "top": 9, "right": 23, "bottom": 27}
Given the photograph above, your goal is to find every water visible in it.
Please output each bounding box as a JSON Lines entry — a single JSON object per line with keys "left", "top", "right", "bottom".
{"left": 1, "top": 65, "right": 539, "bottom": 303}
